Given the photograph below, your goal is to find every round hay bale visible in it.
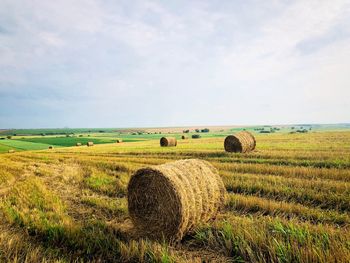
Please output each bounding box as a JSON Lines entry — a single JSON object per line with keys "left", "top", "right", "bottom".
{"left": 160, "top": 137, "right": 177, "bottom": 147}
{"left": 48, "top": 146, "right": 53, "bottom": 149}
{"left": 8, "top": 149, "right": 15, "bottom": 153}
{"left": 127, "top": 159, "right": 227, "bottom": 241}
{"left": 87, "top": 142, "right": 94, "bottom": 147}
{"left": 116, "top": 139, "right": 123, "bottom": 143}
{"left": 224, "top": 131, "right": 256, "bottom": 153}
{"left": 76, "top": 143, "right": 82, "bottom": 146}
{"left": 181, "top": 135, "right": 188, "bottom": 139}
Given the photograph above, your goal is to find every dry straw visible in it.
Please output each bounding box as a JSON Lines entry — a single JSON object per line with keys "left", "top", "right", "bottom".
{"left": 127, "top": 159, "right": 227, "bottom": 241}
{"left": 224, "top": 131, "right": 256, "bottom": 153}
{"left": 87, "top": 142, "right": 94, "bottom": 147}
{"left": 160, "top": 137, "right": 177, "bottom": 147}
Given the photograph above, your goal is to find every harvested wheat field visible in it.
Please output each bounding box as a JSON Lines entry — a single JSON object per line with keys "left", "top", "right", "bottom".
{"left": 0, "top": 131, "right": 349, "bottom": 262}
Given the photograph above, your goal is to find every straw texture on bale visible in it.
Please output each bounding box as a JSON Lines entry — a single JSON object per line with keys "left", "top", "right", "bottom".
{"left": 224, "top": 131, "right": 256, "bottom": 153}
{"left": 181, "top": 135, "right": 188, "bottom": 139}
{"left": 160, "top": 137, "right": 177, "bottom": 147}
{"left": 127, "top": 159, "right": 226, "bottom": 241}
{"left": 76, "top": 143, "right": 82, "bottom": 146}
{"left": 87, "top": 142, "right": 94, "bottom": 147}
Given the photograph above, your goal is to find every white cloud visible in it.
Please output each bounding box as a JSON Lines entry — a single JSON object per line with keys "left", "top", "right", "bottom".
{"left": 0, "top": 0, "right": 349, "bottom": 127}
{"left": 39, "top": 32, "right": 65, "bottom": 47}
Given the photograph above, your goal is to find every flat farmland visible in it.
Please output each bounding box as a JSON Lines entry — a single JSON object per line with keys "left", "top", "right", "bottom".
{"left": 16, "top": 135, "right": 146, "bottom": 147}
{"left": 0, "top": 131, "right": 349, "bottom": 262}
{"left": 0, "top": 139, "right": 53, "bottom": 153}
{"left": 0, "top": 144, "right": 16, "bottom": 153}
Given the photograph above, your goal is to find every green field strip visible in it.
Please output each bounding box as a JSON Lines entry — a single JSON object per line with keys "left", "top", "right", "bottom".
{"left": 0, "top": 143, "right": 18, "bottom": 153}
{"left": 0, "top": 140, "right": 53, "bottom": 151}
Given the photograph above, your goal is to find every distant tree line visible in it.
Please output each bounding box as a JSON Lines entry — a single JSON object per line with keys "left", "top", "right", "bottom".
{"left": 183, "top": 128, "right": 210, "bottom": 133}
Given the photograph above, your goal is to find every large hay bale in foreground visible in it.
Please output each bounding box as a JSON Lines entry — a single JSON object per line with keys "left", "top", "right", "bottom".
{"left": 128, "top": 159, "right": 227, "bottom": 241}
{"left": 160, "top": 137, "right": 177, "bottom": 147}
{"left": 87, "top": 142, "right": 94, "bottom": 147}
{"left": 224, "top": 131, "right": 256, "bottom": 153}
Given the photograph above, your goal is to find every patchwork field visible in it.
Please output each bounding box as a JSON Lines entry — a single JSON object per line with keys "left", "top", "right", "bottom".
{"left": 0, "top": 131, "right": 349, "bottom": 262}
{"left": 18, "top": 136, "right": 123, "bottom": 147}
{"left": 0, "top": 136, "right": 145, "bottom": 153}
{"left": 0, "top": 139, "right": 54, "bottom": 152}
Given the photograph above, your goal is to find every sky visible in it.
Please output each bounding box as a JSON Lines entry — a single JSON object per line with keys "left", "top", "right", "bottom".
{"left": 0, "top": 0, "right": 349, "bottom": 128}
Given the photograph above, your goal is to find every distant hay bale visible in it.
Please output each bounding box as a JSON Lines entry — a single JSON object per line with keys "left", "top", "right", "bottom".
{"left": 160, "top": 137, "right": 177, "bottom": 147}
{"left": 116, "top": 139, "right": 123, "bottom": 143}
{"left": 48, "top": 146, "right": 53, "bottom": 149}
{"left": 8, "top": 149, "right": 15, "bottom": 153}
{"left": 224, "top": 131, "right": 256, "bottom": 153}
{"left": 127, "top": 159, "right": 227, "bottom": 241}
{"left": 87, "top": 142, "right": 94, "bottom": 147}
{"left": 76, "top": 143, "right": 82, "bottom": 146}
{"left": 181, "top": 135, "right": 188, "bottom": 139}
{"left": 192, "top": 134, "right": 201, "bottom": 139}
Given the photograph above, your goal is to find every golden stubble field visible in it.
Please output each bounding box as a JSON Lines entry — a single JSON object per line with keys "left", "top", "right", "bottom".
{"left": 0, "top": 131, "right": 349, "bottom": 262}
